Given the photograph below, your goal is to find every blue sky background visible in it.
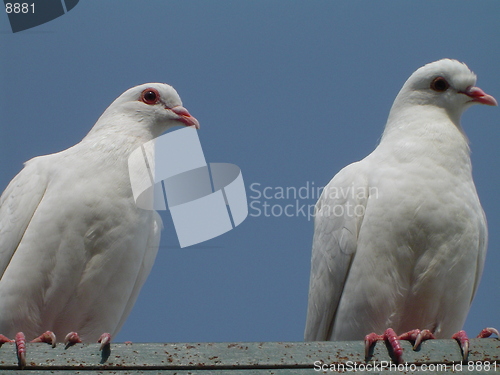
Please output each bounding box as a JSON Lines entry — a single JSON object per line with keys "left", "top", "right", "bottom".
{"left": 0, "top": 1, "right": 499, "bottom": 344}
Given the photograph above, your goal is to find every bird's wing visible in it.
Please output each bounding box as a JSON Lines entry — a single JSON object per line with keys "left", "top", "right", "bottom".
{"left": 471, "top": 208, "right": 488, "bottom": 304}
{"left": 304, "top": 161, "right": 368, "bottom": 341}
{"left": 0, "top": 158, "right": 48, "bottom": 278}
{"left": 113, "top": 211, "right": 163, "bottom": 335}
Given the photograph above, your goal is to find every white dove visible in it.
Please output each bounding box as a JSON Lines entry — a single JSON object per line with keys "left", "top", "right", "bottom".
{"left": 304, "top": 59, "right": 497, "bottom": 363}
{"left": 0, "top": 83, "right": 199, "bottom": 366}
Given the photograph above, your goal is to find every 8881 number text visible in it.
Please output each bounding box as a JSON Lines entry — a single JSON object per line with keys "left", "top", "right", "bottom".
{"left": 5, "top": 3, "right": 35, "bottom": 14}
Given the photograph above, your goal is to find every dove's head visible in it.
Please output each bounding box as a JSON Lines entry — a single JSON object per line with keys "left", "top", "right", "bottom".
{"left": 88, "top": 83, "right": 199, "bottom": 141}
{"left": 390, "top": 59, "right": 497, "bottom": 126}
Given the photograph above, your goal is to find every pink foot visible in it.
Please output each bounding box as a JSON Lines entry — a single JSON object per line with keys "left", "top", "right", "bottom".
{"left": 452, "top": 330, "right": 469, "bottom": 360}
{"left": 31, "top": 331, "right": 56, "bottom": 348}
{"left": 477, "top": 327, "right": 500, "bottom": 338}
{"left": 0, "top": 334, "right": 13, "bottom": 346}
{"left": 451, "top": 327, "right": 500, "bottom": 361}
{"left": 384, "top": 328, "right": 404, "bottom": 364}
{"left": 64, "top": 332, "right": 82, "bottom": 349}
{"left": 399, "top": 328, "right": 435, "bottom": 349}
{"left": 365, "top": 328, "right": 405, "bottom": 364}
{"left": 15, "top": 332, "right": 26, "bottom": 369}
{"left": 365, "top": 328, "right": 435, "bottom": 364}
{"left": 453, "top": 327, "right": 500, "bottom": 361}
{"left": 98, "top": 333, "right": 112, "bottom": 364}
{"left": 97, "top": 333, "right": 111, "bottom": 351}
{"left": 364, "top": 332, "right": 383, "bottom": 359}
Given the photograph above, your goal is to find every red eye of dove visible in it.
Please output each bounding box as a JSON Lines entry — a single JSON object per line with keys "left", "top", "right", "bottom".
{"left": 141, "top": 88, "right": 160, "bottom": 104}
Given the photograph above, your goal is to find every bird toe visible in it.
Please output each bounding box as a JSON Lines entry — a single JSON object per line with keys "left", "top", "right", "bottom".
{"left": 383, "top": 328, "right": 404, "bottom": 364}
{"left": 64, "top": 332, "right": 82, "bottom": 349}
{"left": 477, "top": 327, "right": 500, "bottom": 338}
{"left": 15, "top": 332, "right": 26, "bottom": 369}
{"left": 452, "top": 330, "right": 469, "bottom": 361}
{"left": 98, "top": 333, "right": 111, "bottom": 351}
{"left": 31, "top": 331, "right": 57, "bottom": 348}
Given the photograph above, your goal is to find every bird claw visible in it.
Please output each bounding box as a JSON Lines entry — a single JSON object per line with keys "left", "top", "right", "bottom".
{"left": 451, "top": 328, "right": 498, "bottom": 362}
{"left": 98, "top": 333, "right": 112, "bottom": 364}
{"left": 0, "top": 334, "right": 13, "bottom": 345}
{"left": 398, "top": 329, "right": 421, "bottom": 342}
{"left": 413, "top": 329, "right": 435, "bottom": 350}
{"left": 364, "top": 329, "right": 404, "bottom": 364}
{"left": 477, "top": 327, "right": 500, "bottom": 338}
{"left": 15, "top": 332, "right": 26, "bottom": 369}
{"left": 364, "top": 328, "right": 436, "bottom": 365}
{"left": 384, "top": 328, "right": 404, "bottom": 364}
{"left": 452, "top": 330, "right": 469, "bottom": 361}
{"left": 64, "top": 332, "right": 82, "bottom": 349}
{"left": 364, "top": 332, "right": 383, "bottom": 359}
{"left": 397, "top": 328, "right": 435, "bottom": 350}
{"left": 98, "top": 333, "right": 111, "bottom": 351}
{"left": 31, "top": 331, "right": 56, "bottom": 348}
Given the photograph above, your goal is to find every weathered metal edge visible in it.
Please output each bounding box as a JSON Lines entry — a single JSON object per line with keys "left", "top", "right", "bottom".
{"left": 0, "top": 339, "right": 498, "bottom": 370}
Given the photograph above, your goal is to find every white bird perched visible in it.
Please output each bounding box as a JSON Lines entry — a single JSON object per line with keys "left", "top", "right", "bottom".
{"left": 0, "top": 83, "right": 199, "bottom": 366}
{"left": 304, "top": 59, "right": 497, "bottom": 363}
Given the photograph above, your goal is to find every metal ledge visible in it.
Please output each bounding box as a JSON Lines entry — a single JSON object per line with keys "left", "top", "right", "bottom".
{"left": 0, "top": 338, "right": 498, "bottom": 373}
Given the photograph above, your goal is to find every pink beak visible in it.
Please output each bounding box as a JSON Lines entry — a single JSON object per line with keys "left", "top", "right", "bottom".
{"left": 461, "top": 86, "right": 498, "bottom": 106}
{"left": 171, "top": 106, "right": 200, "bottom": 129}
